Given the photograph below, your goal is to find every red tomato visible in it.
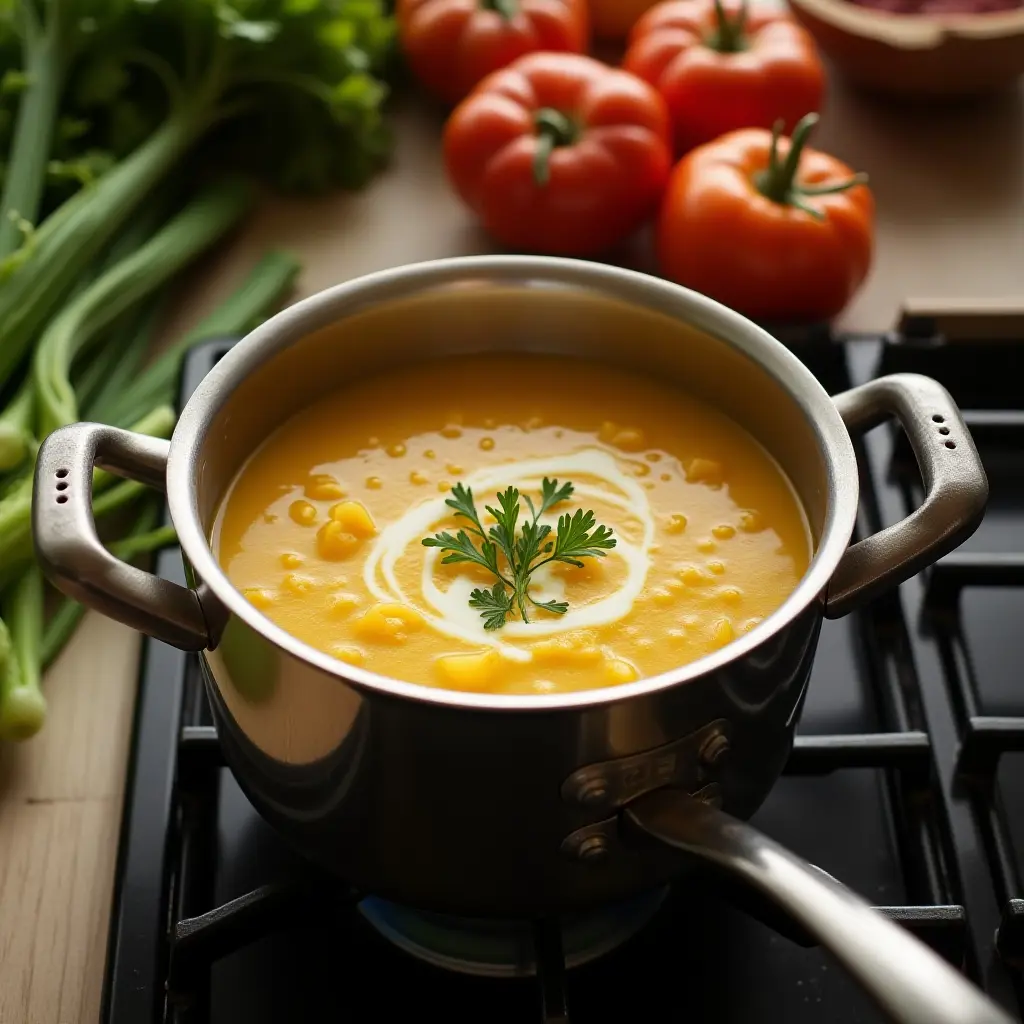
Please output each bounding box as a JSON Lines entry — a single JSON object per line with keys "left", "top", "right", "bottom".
{"left": 623, "top": 0, "right": 825, "bottom": 152}
{"left": 443, "top": 53, "right": 673, "bottom": 255}
{"left": 657, "top": 114, "right": 875, "bottom": 322}
{"left": 397, "top": 0, "right": 589, "bottom": 105}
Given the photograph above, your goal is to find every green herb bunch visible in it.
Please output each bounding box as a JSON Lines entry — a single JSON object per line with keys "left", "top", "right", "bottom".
{"left": 0, "top": 0, "right": 398, "bottom": 740}
{"left": 423, "top": 479, "right": 616, "bottom": 631}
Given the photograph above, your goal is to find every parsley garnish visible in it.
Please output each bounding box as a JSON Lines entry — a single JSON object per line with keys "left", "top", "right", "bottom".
{"left": 422, "top": 479, "right": 616, "bottom": 631}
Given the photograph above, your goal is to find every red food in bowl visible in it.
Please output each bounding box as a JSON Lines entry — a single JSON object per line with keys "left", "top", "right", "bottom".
{"left": 846, "top": 0, "right": 1020, "bottom": 13}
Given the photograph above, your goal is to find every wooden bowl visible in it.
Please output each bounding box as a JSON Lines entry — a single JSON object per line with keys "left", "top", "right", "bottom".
{"left": 787, "top": 0, "right": 1024, "bottom": 97}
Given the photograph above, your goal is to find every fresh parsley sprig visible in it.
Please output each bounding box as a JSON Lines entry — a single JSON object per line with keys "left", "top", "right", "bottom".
{"left": 422, "top": 478, "right": 616, "bottom": 631}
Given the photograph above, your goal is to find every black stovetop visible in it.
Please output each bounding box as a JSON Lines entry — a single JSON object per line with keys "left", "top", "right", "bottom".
{"left": 103, "top": 316, "right": 1024, "bottom": 1023}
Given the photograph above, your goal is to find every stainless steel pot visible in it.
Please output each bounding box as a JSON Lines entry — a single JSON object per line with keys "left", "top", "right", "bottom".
{"left": 33, "top": 257, "right": 1002, "bottom": 1023}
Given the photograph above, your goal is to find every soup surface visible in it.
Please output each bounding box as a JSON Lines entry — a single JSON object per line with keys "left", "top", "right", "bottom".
{"left": 216, "top": 354, "right": 810, "bottom": 695}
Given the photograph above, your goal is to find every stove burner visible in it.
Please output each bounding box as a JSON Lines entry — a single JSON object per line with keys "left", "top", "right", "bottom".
{"left": 356, "top": 888, "right": 670, "bottom": 977}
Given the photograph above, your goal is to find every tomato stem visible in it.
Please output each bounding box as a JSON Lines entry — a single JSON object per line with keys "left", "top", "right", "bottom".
{"left": 480, "top": 0, "right": 519, "bottom": 18}
{"left": 754, "top": 113, "right": 868, "bottom": 221}
{"left": 533, "top": 108, "right": 578, "bottom": 187}
{"left": 707, "top": 0, "right": 748, "bottom": 53}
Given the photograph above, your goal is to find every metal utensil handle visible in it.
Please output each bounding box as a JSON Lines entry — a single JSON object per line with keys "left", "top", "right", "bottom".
{"left": 625, "top": 790, "right": 1014, "bottom": 1024}
{"left": 32, "top": 422, "right": 211, "bottom": 651}
{"left": 826, "top": 373, "right": 988, "bottom": 618}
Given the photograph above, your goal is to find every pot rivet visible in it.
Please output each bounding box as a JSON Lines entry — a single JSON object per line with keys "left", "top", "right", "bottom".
{"left": 577, "top": 780, "right": 609, "bottom": 807}
{"left": 700, "top": 733, "right": 730, "bottom": 765}
{"left": 577, "top": 835, "right": 610, "bottom": 863}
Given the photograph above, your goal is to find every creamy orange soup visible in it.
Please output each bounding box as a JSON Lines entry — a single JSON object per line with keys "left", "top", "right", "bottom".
{"left": 216, "top": 354, "right": 810, "bottom": 695}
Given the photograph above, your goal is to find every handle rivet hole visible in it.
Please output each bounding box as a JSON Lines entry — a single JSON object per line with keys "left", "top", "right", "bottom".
{"left": 55, "top": 468, "right": 69, "bottom": 478}
{"left": 945, "top": 440, "right": 956, "bottom": 450}
{"left": 938, "top": 426, "right": 950, "bottom": 435}
{"left": 56, "top": 494, "right": 68, "bottom": 504}
{"left": 932, "top": 414, "right": 945, "bottom": 423}
{"left": 56, "top": 481, "right": 68, "bottom": 491}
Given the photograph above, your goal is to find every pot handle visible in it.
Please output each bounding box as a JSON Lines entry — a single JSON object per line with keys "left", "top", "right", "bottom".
{"left": 625, "top": 789, "right": 1013, "bottom": 1024}
{"left": 825, "top": 373, "right": 988, "bottom": 618}
{"left": 32, "top": 422, "right": 211, "bottom": 651}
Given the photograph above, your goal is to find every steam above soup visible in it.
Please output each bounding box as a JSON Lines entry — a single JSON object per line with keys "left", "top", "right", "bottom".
{"left": 215, "top": 353, "right": 810, "bottom": 694}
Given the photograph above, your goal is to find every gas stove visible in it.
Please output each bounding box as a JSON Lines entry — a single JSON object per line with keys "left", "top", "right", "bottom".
{"left": 102, "top": 309, "right": 1024, "bottom": 1022}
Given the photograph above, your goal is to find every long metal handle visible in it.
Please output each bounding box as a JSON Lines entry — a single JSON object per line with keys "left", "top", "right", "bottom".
{"left": 32, "top": 422, "right": 211, "bottom": 651}
{"left": 625, "top": 790, "right": 1013, "bottom": 1024}
{"left": 826, "top": 373, "right": 988, "bottom": 618}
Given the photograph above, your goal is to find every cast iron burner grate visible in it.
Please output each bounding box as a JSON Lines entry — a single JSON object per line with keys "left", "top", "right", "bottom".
{"left": 102, "top": 309, "right": 1024, "bottom": 1023}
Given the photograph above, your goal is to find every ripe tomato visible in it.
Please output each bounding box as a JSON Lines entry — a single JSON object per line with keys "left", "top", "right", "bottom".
{"left": 397, "top": 0, "right": 589, "bottom": 105}
{"left": 443, "top": 53, "right": 672, "bottom": 255}
{"left": 657, "top": 114, "right": 875, "bottom": 322}
{"left": 623, "top": 0, "right": 825, "bottom": 152}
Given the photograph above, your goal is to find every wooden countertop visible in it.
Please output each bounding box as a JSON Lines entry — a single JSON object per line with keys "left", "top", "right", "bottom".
{"left": 2, "top": 76, "right": 1023, "bottom": 1024}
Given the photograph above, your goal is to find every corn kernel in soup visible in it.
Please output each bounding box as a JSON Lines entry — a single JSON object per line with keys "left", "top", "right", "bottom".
{"left": 216, "top": 354, "right": 810, "bottom": 695}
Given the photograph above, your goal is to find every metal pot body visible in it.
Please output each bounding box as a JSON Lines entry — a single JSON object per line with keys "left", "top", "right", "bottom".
{"left": 202, "top": 596, "right": 820, "bottom": 914}
{"left": 33, "top": 256, "right": 987, "bottom": 917}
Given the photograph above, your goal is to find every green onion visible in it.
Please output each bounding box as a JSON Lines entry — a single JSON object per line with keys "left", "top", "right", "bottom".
{"left": 101, "top": 249, "right": 300, "bottom": 427}
{"left": 38, "top": 599, "right": 83, "bottom": 671}
{"left": 71, "top": 203, "right": 178, "bottom": 415}
{"left": 0, "top": 110, "right": 211, "bottom": 386}
{"left": 0, "top": 381, "right": 35, "bottom": 474}
{"left": 34, "top": 180, "right": 251, "bottom": 436}
{"left": 0, "top": 0, "right": 67, "bottom": 259}
{"left": 80, "top": 294, "right": 169, "bottom": 423}
{"left": 0, "top": 565, "right": 47, "bottom": 740}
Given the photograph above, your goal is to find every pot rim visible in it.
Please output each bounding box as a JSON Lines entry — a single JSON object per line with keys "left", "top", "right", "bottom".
{"left": 168, "top": 256, "right": 859, "bottom": 712}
